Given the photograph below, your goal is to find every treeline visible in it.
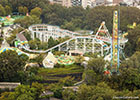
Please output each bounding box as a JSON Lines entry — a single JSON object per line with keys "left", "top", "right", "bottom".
{"left": 1, "top": 0, "right": 140, "bottom": 33}
{"left": 0, "top": 0, "right": 49, "bottom": 12}
{"left": 41, "top": 5, "right": 140, "bottom": 32}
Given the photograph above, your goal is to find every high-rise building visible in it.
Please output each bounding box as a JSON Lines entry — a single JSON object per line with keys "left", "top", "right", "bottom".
{"left": 95, "top": 0, "right": 106, "bottom": 5}
{"left": 49, "top": 0, "right": 72, "bottom": 7}
{"left": 71, "top": 0, "right": 82, "bottom": 6}
{"left": 62, "top": 0, "right": 72, "bottom": 7}
{"left": 123, "top": 0, "right": 133, "bottom": 5}
{"left": 113, "top": 0, "right": 123, "bottom": 5}
{"left": 82, "top": 0, "right": 96, "bottom": 8}
{"left": 49, "top": 0, "right": 63, "bottom": 5}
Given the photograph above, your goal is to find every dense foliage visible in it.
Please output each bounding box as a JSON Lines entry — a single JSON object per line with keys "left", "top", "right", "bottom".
{"left": 1, "top": 0, "right": 140, "bottom": 32}
{"left": 0, "top": 51, "right": 28, "bottom": 82}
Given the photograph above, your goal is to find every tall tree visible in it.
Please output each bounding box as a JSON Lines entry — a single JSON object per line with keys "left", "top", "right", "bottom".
{"left": 0, "top": 4, "right": 5, "bottom": 16}
{"left": 5, "top": 5, "right": 12, "bottom": 15}
{"left": 23, "top": 6, "right": 28, "bottom": 15}
{"left": 87, "top": 57, "right": 106, "bottom": 74}
{"left": 30, "top": 7, "right": 42, "bottom": 17}
{"left": 0, "top": 82, "right": 44, "bottom": 100}
{"left": 0, "top": 51, "right": 28, "bottom": 81}
{"left": 14, "top": 15, "right": 41, "bottom": 28}
{"left": 48, "top": 36, "right": 58, "bottom": 48}
{"left": 18, "top": 6, "right": 24, "bottom": 14}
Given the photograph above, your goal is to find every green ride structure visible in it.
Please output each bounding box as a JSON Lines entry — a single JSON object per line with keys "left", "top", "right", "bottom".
{"left": 111, "top": 10, "right": 120, "bottom": 73}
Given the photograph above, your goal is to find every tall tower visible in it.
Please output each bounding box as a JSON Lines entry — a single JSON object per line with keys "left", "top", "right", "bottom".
{"left": 111, "top": 10, "right": 120, "bottom": 73}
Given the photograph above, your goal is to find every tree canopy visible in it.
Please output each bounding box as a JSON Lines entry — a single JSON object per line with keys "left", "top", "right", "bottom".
{"left": 0, "top": 50, "right": 28, "bottom": 81}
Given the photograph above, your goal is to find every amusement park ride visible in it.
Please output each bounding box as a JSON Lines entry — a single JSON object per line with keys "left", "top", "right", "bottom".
{"left": 0, "top": 10, "right": 127, "bottom": 72}
{"left": 111, "top": 10, "right": 120, "bottom": 73}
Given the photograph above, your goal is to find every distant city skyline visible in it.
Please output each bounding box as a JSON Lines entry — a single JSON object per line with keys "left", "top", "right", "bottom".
{"left": 49, "top": 0, "right": 140, "bottom": 8}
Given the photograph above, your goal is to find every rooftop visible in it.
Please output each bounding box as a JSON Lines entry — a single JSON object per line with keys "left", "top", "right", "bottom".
{"left": 17, "top": 34, "right": 27, "bottom": 41}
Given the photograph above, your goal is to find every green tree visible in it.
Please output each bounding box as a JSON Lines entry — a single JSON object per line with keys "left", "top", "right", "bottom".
{"left": 0, "top": 92, "right": 11, "bottom": 100}
{"left": 0, "top": 83, "right": 44, "bottom": 100}
{"left": 108, "top": 67, "right": 140, "bottom": 91}
{"left": 87, "top": 57, "right": 106, "bottom": 74}
{"left": 91, "top": 82, "right": 115, "bottom": 100}
{"left": 6, "top": 28, "right": 24, "bottom": 46}
{"left": 59, "top": 76, "right": 75, "bottom": 86}
{"left": 31, "top": 82, "right": 44, "bottom": 100}
{"left": 62, "top": 89, "right": 76, "bottom": 100}
{"left": 23, "top": 6, "right": 28, "bottom": 15}
{"left": 0, "top": 4, "right": 5, "bottom": 16}
{"left": 84, "top": 69, "right": 100, "bottom": 85}
{"left": 18, "top": 6, "right": 24, "bottom": 14}
{"left": 30, "top": 7, "right": 42, "bottom": 17}
{"left": 0, "top": 51, "right": 28, "bottom": 81}
{"left": 28, "top": 38, "right": 41, "bottom": 49}
{"left": 121, "top": 51, "right": 140, "bottom": 69}
{"left": 136, "top": 38, "right": 140, "bottom": 51}
{"left": 61, "top": 21, "right": 76, "bottom": 31}
{"left": 16, "top": 94, "right": 34, "bottom": 100}
{"left": 125, "top": 25, "right": 140, "bottom": 56}
{"left": 76, "top": 84, "right": 93, "bottom": 100}
{"left": 5, "top": 5, "right": 12, "bottom": 15}
{"left": 76, "top": 83, "right": 116, "bottom": 100}
{"left": 48, "top": 36, "right": 58, "bottom": 48}
{"left": 14, "top": 15, "right": 41, "bottom": 28}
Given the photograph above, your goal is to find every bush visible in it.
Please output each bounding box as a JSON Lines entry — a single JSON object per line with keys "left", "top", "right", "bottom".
{"left": 59, "top": 76, "right": 75, "bottom": 86}
{"left": 62, "top": 89, "right": 76, "bottom": 100}
{"left": 54, "top": 63, "right": 65, "bottom": 68}
{"left": 53, "top": 87, "right": 63, "bottom": 99}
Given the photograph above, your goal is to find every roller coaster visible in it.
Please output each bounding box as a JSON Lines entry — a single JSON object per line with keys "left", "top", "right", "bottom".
{"left": 0, "top": 10, "right": 128, "bottom": 72}
{"left": 22, "top": 21, "right": 127, "bottom": 57}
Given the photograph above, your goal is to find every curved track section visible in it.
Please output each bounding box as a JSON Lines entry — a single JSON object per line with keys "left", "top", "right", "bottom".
{"left": 20, "top": 23, "right": 127, "bottom": 56}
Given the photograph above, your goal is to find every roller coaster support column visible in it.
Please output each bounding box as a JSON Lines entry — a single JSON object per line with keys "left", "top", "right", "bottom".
{"left": 32, "top": 32, "right": 35, "bottom": 40}
{"left": 101, "top": 45, "right": 103, "bottom": 56}
{"left": 40, "top": 33, "right": 42, "bottom": 41}
{"left": 83, "top": 38, "right": 86, "bottom": 53}
{"left": 66, "top": 42, "right": 69, "bottom": 51}
{"left": 75, "top": 39, "right": 78, "bottom": 50}
{"left": 58, "top": 46, "right": 61, "bottom": 51}
{"left": 92, "top": 39, "right": 94, "bottom": 53}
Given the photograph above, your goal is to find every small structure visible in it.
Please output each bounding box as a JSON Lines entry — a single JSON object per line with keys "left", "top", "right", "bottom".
{"left": 16, "top": 33, "right": 28, "bottom": 48}
{"left": 0, "top": 47, "right": 30, "bottom": 56}
{"left": 63, "top": 86, "right": 79, "bottom": 91}
{"left": 43, "top": 52, "right": 57, "bottom": 68}
{"left": 25, "top": 63, "right": 39, "bottom": 70}
{"left": 0, "top": 47, "right": 14, "bottom": 53}
{"left": 0, "top": 82, "right": 20, "bottom": 90}
{"left": 69, "top": 50, "right": 84, "bottom": 56}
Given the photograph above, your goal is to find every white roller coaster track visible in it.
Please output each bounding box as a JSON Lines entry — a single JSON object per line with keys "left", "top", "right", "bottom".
{"left": 19, "top": 23, "right": 127, "bottom": 55}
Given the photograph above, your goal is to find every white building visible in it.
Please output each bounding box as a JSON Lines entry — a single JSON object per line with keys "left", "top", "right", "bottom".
{"left": 29, "top": 24, "right": 79, "bottom": 42}
{"left": 82, "top": 0, "right": 96, "bottom": 8}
